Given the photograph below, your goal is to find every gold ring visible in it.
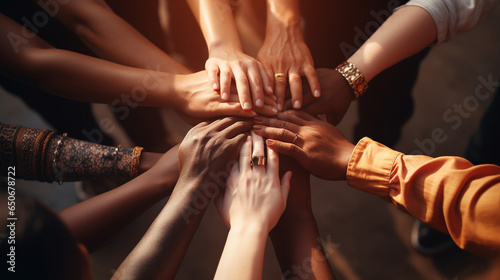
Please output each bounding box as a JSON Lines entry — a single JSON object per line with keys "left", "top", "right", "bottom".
{"left": 293, "top": 133, "right": 298, "bottom": 144}
{"left": 274, "top": 73, "right": 285, "bottom": 78}
{"left": 250, "top": 156, "right": 266, "bottom": 166}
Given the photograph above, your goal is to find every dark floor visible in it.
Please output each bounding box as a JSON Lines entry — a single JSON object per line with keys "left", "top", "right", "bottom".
{"left": 1, "top": 3, "right": 500, "bottom": 280}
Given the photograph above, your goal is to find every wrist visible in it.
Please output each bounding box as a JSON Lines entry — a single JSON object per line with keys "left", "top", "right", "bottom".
{"left": 267, "top": 0, "right": 301, "bottom": 29}
{"left": 138, "top": 152, "right": 162, "bottom": 174}
{"left": 339, "top": 141, "right": 356, "bottom": 181}
{"left": 231, "top": 221, "right": 270, "bottom": 237}
{"left": 208, "top": 40, "right": 243, "bottom": 55}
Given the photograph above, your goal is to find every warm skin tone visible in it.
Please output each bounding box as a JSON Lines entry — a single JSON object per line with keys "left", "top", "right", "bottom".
{"left": 297, "top": 6, "right": 437, "bottom": 125}
{"left": 270, "top": 155, "right": 337, "bottom": 279}
{"left": 214, "top": 133, "right": 292, "bottom": 280}
{"left": 0, "top": 13, "right": 278, "bottom": 120}
{"left": 186, "top": 0, "right": 274, "bottom": 111}
{"left": 59, "top": 145, "right": 178, "bottom": 252}
{"left": 253, "top": 110, "right": 355, "bottom": 181}
{"left": 49, "top": 0, "right": 191, "bottom": 74}
{"left": 112, "top": 117, "right": 253, "bottom": 279}
{"left": 257, "top": 0, "right": 321, "bottom": 111}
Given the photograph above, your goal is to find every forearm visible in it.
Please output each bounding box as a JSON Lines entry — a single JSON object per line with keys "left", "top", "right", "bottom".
{"left": 215, "top": 226, "right": 267, "bottom": 280}
{"left": 347, "top": 137, "right": 500, "bottom": 257}
{"left": 266, "top": 0, "right": 301, "bottom": 34}
{"left": 51, "top": 0, "right": 190, "bottom": 74}
{"left": 0, "top": 13, "right": 180, "bottom": 106}
{"left": 112, "top": 175, "right": 210, "bottom": 280}
{"left": 348, "top": 6, "right": 436, "bottom": 82}
{"left": 271, "top": 209, "right": 335, "bottom": 279}
{"left": 58, "top": 145, "right": 179, "bottom": 252}
{"left": 271, "top": 159, "right": 335, "bottom": 279}
{"left": 186, "top": 0, "right": 242, "bottom": 52}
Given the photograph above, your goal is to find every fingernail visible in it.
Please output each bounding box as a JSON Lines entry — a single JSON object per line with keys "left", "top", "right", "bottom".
{"left": 253, "top": 125, "right": 263, "bottom": 130}
{"left": 277, "top": 104, "right": 283, "bottom": 111}
{"left": 267, "top": 86, "right": 273, "bottom": 93}
{"left": 243, "top": 102, "right": 252, "bottom": 110}
{"left": 254, "top": 116, "right": 263, "bottom": 123}
{"left": 271, "top": 108, "right": 278, "bottom": 114}
{"left": 255, "top": 99, "right": 263, "bottom": 107}
{"left": 314, "top": 90, "right": 320, "bottom": 97}
{"left": 221, "top": 92, "right": 229, "bottom": 100}
{"left": 213, "top": 83, "right": 218, "bottom": 89}
{"left": 293, "top": 100, "right": 301, "bottom": 109}
{"left": 267, "top": 139, "right": 275, "bottom": 145}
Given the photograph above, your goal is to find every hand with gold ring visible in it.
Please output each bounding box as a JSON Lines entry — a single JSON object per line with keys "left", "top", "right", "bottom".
{"left": 215, "top": 131, "right": 292, "bottom": 232}
{"left": 253, "top": 110, "right": 355, "bottom": 181}
{"left": 257, "top": 16, "right": 321, "bottom": 112}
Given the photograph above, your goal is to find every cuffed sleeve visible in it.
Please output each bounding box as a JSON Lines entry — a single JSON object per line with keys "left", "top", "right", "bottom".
{"left": 347, "top": 137, "right": 500, "bottom": 258}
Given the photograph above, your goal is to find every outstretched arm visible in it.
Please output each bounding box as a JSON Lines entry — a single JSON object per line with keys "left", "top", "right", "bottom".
{"left": 257, "top": 0, "right": 320, "bottom": 111}
{"left": 255, "top": 110, "right": 500, "bottom": 258}
{"left": 214, "top": 132, "right": 291, "bottom": 280}
{"left": 112, "top": 117, "right": 253, "bottom": 280}
{"left": 185, "top": 0, "right": 274, "bottom": 110}
{"left": 0, "top": 13, "right": 261, "bottom": 119}
{"left": 269, "top": 156, "right": 335, "bottom": 279}
{"left": 46, "top": 0, "right": 190, "bottom": 74}
{"left": 299, "top": 1, "right": 498, "bottom": 124}
{"left": 59, "top": 145, "right": 178, "bottom": 252}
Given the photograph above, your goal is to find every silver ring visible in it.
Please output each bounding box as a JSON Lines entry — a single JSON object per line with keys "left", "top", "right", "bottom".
{"left": 293, "top": 133, "right": 298, "bottom": 144}
{"left": 250, "top": 156, "right": 266, "bottom": 166}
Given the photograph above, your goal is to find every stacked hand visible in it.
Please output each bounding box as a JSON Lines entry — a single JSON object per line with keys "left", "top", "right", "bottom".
{"left": 206, "top": 50, "right": 274, "bottom": 111}
{"left": 284, "top": 68, "right": 354, "bottom": 125}
{"left": 178, "top": 117, "right": 253, "bottom": 185}
{"left": 253, "top": 110, "right": 355, "bottom": 181}
{"left": 215, "top": 132, "right": 292, "bottom": 232}
{"left": 173, "top": 71, "right": 277, "bottom": 125}
{"left": 257, "top": 22, "right": 320, "bottom": 111}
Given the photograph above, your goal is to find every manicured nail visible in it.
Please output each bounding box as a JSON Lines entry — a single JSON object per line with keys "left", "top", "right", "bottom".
{"left": 212, "top": 83, "right": 218, "bottom": 89}
{"left": 253, "top": 125, "right": 264, "bottom": 130}
{"left": 271, "top": 108, "right": 278, "bottom": 114}
{"left": 277, "top": 104, "right": 283, "bottom": 111}
{"left": 314, "top": 90, "right": 320, "bottom": 97}
{"left": 254, "top": 116, "right": 263, "bottom": 122}
{"left": 243, "top": 102, "right": 252, "bottom": 110}
{"left": 255, "top": 99, "right": 263, "bottom": 107}
{"left": 267, "top": 86, "right": 273, "bottom": 93}
{"left": 293, "top": 100, "right": 301, "bottom": 109}
{"left": 221, "top": 92, "right": 229, "bottom": 100}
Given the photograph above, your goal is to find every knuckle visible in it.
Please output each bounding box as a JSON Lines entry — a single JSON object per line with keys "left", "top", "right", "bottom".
{"left": 289, "top": 75, "right": 302, "bottom": 84}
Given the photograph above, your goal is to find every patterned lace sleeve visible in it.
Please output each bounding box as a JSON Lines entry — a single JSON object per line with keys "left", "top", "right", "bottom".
{"left": 0, "top": 122, "right": 142, "bottom": 183}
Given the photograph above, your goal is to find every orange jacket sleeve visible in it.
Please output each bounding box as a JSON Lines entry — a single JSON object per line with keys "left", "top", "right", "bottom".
{"left": 347, "top": 137, "right": 500, "bottom": 257}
